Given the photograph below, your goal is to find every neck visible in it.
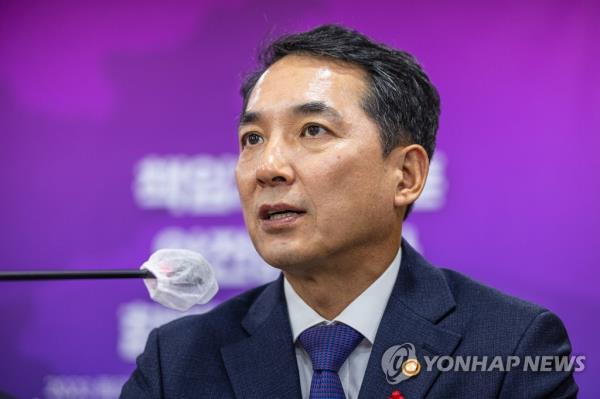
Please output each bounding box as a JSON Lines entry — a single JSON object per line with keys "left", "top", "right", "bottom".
{"left": 283, "top": 237, "right": 400, "bottom": 320}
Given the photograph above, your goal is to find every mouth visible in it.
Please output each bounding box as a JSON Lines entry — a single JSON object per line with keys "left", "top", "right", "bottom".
{"left": 258, "top": 203, "right": 307, "bottom": 221}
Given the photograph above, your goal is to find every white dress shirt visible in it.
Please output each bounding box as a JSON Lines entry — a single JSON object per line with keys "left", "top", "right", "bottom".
{"left": 283, "top": 247, "right": 402, "bottom": 399}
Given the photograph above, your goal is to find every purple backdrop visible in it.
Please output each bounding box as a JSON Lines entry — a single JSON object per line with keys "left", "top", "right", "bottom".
{"left": 1, "top": 1, "right": 598, "bottom": 397}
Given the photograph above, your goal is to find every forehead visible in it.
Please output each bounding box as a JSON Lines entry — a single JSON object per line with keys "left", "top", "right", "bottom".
{"left": 245, "top": 55, "right": 368, "bottom": 116}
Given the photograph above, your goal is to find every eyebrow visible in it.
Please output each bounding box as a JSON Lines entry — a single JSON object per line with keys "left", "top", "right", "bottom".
{"left": 239, "top": 101, "right": 343, "bottom": 127}
{"left": 293, "top": 101, "right": 343, "bottom": 121}
{"left": 239, "top": 111, "right": 260, "bottom": 126}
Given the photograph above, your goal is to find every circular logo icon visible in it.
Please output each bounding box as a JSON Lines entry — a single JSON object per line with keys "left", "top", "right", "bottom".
{"left": 381, "top": 343, "right": 417, "bottom": 384}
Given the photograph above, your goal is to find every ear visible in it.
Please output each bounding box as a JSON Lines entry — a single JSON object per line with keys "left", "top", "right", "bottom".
{"left": 386, "top": 144, "right": 430, "bottom": 212}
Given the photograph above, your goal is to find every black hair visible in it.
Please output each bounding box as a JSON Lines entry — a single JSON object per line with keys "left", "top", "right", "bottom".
{"left": 240, "top": 24, "right": 440, "bottom": 219}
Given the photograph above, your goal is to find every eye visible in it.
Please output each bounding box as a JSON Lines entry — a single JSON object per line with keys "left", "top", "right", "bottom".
{"left": 302, "top": 124, "right": 328, "bottom": 138}
{"left": 241, "top": 132, "right": 264, "bottom": 147}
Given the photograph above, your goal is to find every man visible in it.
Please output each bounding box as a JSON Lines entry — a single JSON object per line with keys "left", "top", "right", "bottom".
{"left": 121, "top": 25, "right": 578, "bottom": 398}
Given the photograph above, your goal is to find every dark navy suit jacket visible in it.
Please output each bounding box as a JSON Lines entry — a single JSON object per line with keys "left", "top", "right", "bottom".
{"left": 121, "top": 240, "right": 579, "bottom": 398}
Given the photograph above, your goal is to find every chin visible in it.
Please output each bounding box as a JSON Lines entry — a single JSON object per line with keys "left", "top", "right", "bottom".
{"left": 257, "top": 247, "right": 315, "bottom": 271}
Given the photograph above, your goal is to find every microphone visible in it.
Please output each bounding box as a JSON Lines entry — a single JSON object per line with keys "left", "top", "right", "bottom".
{"left": 0, "top": 248, "right": 219, "bottom": 311}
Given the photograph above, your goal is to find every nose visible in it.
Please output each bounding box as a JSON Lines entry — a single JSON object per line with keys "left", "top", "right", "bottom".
{"left": 256, "top": 137, "right": 295, "bottom": 187}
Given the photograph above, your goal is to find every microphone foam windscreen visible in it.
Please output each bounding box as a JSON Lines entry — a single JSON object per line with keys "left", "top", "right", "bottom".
{"left": 141, "top": 249, "right": 219, "bottom": 311}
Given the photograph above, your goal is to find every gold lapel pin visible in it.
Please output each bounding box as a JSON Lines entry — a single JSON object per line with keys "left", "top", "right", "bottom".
{"left": 402, "top": 358, "right": 421, "bottom": 377}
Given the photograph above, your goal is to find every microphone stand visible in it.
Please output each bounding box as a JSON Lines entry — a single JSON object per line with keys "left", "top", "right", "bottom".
{"left": 0, "top": 269, "right": 155, "bottom": 281}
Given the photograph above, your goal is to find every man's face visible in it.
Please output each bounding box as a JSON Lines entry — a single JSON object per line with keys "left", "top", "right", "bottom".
{"left": 235, "top": 55, "right": 400, "bottom": 272}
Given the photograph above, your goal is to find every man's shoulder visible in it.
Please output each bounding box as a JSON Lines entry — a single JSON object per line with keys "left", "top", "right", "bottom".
{"left": 401, "top": 241, "right": 550, "bottom": 329}
{"left": 440, "top": 266, "right": 546, "bottom": 315}
{"left": 401, "top": 239, "right": 554, "bottom": 335}
{"left": 436, "top": 266, "right": 564, "bottom": 350}
{"left": 155, "top": 281, "right": 274, "bottom": 348}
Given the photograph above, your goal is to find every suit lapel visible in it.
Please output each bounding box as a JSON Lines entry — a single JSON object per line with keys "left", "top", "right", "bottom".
{"left": 358, "top": 240, "right": 463, "bottom": 399}
{"left": 221, "top": 276, "right": 302, "bottom": 399}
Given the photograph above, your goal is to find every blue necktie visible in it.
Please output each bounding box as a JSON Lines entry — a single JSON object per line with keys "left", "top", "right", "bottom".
{"left": 298, "top": 323, "right": 363, "bottom": 399}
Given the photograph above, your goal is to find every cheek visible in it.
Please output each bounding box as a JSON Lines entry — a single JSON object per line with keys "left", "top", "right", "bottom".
{"left": 235, "top": 159, "right": 252, "bottom": 188}
{"left": 235, "top": 164, "right": 255, "bottom": 212}
{"left": 305, "top": 149, "right": 387, "bottom": 223}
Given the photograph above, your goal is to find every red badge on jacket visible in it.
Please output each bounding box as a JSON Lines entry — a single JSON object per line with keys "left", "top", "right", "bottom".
{"left": 388, "top": 390, "right": 405, "bottom": 399}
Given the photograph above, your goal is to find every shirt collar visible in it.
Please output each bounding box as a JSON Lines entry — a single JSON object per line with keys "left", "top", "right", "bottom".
{"left": 284, "top": 246, "right": 402, "bottom": 345}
